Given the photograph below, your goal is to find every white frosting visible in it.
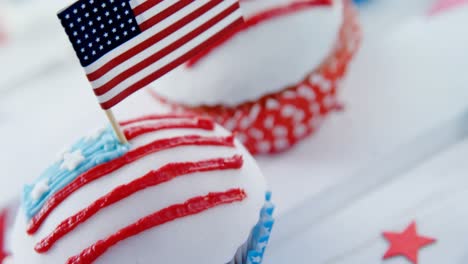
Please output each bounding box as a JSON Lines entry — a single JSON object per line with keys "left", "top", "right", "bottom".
{"left": 10, "top": 117, "right": 267, "bottom": 264}
{"left": 151, "top": 0, "right": 343, "bottom": 106}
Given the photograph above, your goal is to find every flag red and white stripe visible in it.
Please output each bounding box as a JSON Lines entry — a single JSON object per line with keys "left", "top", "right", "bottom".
{"left": 59, "top": 0, "right": 244, "bottom": 109}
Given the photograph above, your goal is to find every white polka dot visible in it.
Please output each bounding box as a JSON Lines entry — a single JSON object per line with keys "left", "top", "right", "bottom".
{"left": 281, "top": 105, "right": 295, "bottom": 118}
{"left": 234, "top": 110, "right": 244, "bottom": 120}
{"left": 249, "top": 128, "right": 264, "bottom": 140}
{"left": 319, "top": 80, "right": 332, "bottom": 92}
{"left": 224, "top": 119, "right": 236, "bottom": 131}
{"left": 239, "top": 117, "right": 252, "bottom": 130}
{"left": 263, "top": 116, "right": 275, "bottom": 129}
{"left": 298, "top": 85, "right": 316, "bottom": 100}
{"left": 236, "top": 133, "right": 247, "bottom": 143}
{"left": 273, "top": 126, "right": 288, "bottom": 137}
{"left": 294, "top": 125, "right": 307, "bottom": 138}
{"left": 274, "top": 138, "right": 289, "bottom": 151}
{"left": 249, "top": 104, "right": 261, "bottom": 121}
{"left": 310, "top": 103, "right": 321, "bottom": 115}
{"left": 309, "top": 74, "right": 323, "bottom": 86}
{"left": 256, "top": 141, "right": 271, "bottom": 154}
{"left": 282, "top": 91, "right": 296, "bottom": 99}
{"left": 266, "top": 99, "right": 279, "bottom": 110}
{"left": 293, "top": 110, "right": 305, "bottom": 123}
{"left": 323, "top": 95, "right": 336, "bottom": 109}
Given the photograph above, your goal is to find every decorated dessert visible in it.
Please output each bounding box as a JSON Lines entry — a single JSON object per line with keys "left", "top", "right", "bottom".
{"left": 7, "top": 114, "right": 274, "bottom": 264}
{"left": 150, "top": 0, "right": 361, "bottom": 154}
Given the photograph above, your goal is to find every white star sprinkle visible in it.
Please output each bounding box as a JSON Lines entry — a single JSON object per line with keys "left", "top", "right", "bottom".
{"left": 61, "top": 150, "right": 85, "bottom": 171}
{"left": 85, "top": 13, "right": 89, "bottom": 17}
{"left": 81, "top": 3, "right": 86, "bottom": 9}
{"left": 30, "top": 179, "right": 50, "bottom": 201}
{"left": 85, "top": 127, "right": 106, "bottom": 141}
{"left": 102, "top": 3, "right": 106, "bottom": 8}
{"left": 65, "top": 14, "right": 70, "bottom": 19}
{"left": 77, "top": 17, "right": 82, "bottom": 22}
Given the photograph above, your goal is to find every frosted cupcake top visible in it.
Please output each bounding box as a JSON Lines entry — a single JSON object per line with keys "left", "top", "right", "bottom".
{"left": 10, "top": 115, "right": 267, "bottom": 264}
{"left": 152, "top": 0, "right": 344, "bottom": 106}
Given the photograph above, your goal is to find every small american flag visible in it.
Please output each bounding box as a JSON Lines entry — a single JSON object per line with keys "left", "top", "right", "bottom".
{"left": 58, "top": 0, "right": 244, "bottom": 109}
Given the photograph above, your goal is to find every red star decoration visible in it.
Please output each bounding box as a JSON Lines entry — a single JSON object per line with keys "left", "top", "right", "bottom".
{"left": 383, "top": 221, "right": 436, "bottom": 264}
{"left": 0, "top": 209, "right": 10, "bottom": 262}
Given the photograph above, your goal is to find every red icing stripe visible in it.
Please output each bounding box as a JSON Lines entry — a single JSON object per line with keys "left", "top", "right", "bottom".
{"left": 119, "top": 114, "right": 197, "bottom": 126}
{"left": 66, "top": 189, "right": 246, "bottom": 264}
{"left": 132, "top": 0, "right": 163, "bottom": 16}
{"left": 100, "top": 16, "right": 244, "bottom": 109}
{"left": 27, "top": 135, "right": 235, "bottom": 234}
{"left": 93, "top": 0, "right": 238, "bottom": 97}
{"left": 35, "top": 155, "right": 243, "bottom": 253}
{"left": 186, "top": 0, "right": 332, "bottom": 67}
{"left": 124, "top": 117, "right": 214, "bottom": 140}
{"left": 87, "top": 0, "right": 223, "bottom": 82}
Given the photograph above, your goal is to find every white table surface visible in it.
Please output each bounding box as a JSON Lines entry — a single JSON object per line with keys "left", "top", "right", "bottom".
{"left": 2, "top": 1, "right": 468, "bottom": 263}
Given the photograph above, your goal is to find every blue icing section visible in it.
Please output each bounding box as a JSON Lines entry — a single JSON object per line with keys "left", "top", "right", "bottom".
{"left": 245, "top": 192, "right": 275, "bottom": 264}
{"left": 22, "top": 126, "right": 130, "bottom": 220}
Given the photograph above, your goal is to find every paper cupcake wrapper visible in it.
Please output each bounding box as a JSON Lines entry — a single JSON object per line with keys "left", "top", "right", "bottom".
{"left": 228, "top": 192, "right": 275, "bottom": 264}
{"left": 150, "top": 0, "right": 361, "bottom": 155}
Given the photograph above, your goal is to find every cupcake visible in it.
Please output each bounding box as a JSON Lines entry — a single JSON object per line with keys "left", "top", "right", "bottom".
{"left": 150, "top": 0, "right": 361, "bottom": 154}
{"left": 8, "top": 114, "right": 274, "bottom": 264}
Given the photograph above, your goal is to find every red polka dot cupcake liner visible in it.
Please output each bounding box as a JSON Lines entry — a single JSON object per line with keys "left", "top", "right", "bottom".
{"left": 150, "top": 1, "right": 361, "bottom": 155}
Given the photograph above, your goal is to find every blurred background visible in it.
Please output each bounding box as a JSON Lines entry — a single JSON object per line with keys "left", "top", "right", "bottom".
{"left": 2, "top": 0, "right": 468, "bottom": 263}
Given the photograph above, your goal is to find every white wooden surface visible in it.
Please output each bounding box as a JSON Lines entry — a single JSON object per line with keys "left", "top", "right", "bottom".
{"left": 1, "top": 1, "right": 468, "bottom": 263}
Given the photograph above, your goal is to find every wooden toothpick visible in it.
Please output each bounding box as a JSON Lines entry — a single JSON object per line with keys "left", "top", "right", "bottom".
{"left": 105, "top": 109, "right": 128, "bottom": 145}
